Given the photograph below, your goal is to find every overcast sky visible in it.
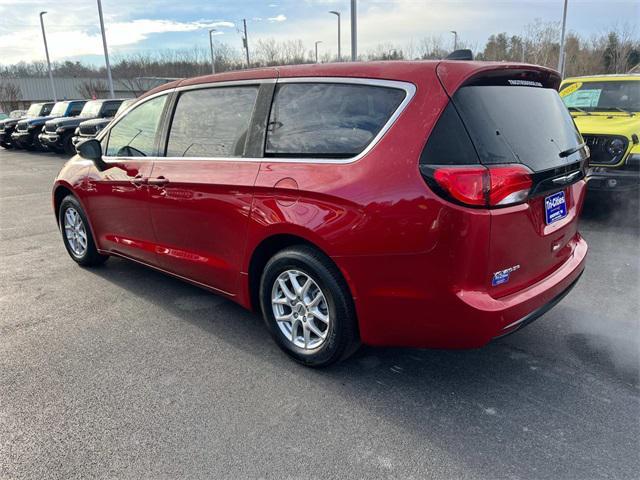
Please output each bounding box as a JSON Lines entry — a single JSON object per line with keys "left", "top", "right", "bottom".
{"left": 0, "top": 0, "right": 638, "bottom": 65}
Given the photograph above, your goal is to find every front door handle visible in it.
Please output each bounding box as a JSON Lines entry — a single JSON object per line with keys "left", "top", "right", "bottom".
{"left": 131, "top": 174, "right": 147, "bottom": 187}
{"left": 148, "top": 176, "right": 169, "bottom": 187}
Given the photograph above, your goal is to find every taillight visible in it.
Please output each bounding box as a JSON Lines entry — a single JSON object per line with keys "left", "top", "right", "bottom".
{"left": 488, "top": 165, "right": 533, "bottom": 206}
{"left": 422, "top": 164, "right": 532, "bottom": 208}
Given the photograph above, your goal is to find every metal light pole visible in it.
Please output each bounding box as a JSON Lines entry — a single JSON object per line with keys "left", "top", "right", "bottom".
{"left": 96, "top": 0, "right": 115, "bottom": 98}
{"left": 329, "top": 10, "right": 341, "bottom": 61}
{"left": 242, "top": 19, "right": 250, "bottom": 67}
{"left": 39, "top": 11, "right": 57, "bottom": 101}
{"left": 450, "top": 30, "right": 458, "bottom": 51}
{"left": 208, "top": 29, "right": 217, "bottom": 74}
{"left": 350, "top": 0, "right": 357, "bottom": 61}
{"left": 315, "top": 41, "right": 323, "bottom": 63}
{"left": 558, "top": 0, "right": 569, "bottom": 78}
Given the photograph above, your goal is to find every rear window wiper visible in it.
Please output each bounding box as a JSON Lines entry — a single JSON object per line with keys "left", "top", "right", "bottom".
{"left": 559, "top": 142, "right": 586, "bottom": 158}
{"left": 567, "top": 107, "right": 591, "bottom": 115}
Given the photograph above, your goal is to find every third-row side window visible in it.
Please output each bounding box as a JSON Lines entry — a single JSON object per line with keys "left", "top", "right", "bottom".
{"left": 265, "top": 83, "right": 406, "bottom": 158}
{"left": 166, "top": 86, "right": 258, "bottom": 158}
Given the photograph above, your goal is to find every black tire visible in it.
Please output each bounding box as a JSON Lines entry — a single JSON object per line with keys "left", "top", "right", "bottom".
{"left": 59, "top": 195, "right": 108, "bottom": 267}
{"left": 0, "top": 141, "right": 12, "bottom": 149}
{"left": 62, "top": 133, "right": 75, "bottom": 155}
{"left": 259, "top": 245, "right": 359, "bottom": 367}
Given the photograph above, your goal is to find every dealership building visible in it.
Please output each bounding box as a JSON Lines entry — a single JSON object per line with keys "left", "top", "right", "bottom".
{"left": 0, "top": 77, "right": 174, "bottom": 110}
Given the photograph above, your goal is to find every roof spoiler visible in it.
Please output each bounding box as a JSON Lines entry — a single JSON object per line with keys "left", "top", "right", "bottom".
{"left": 445, "top": 49, "right": 473, "bottom": 61}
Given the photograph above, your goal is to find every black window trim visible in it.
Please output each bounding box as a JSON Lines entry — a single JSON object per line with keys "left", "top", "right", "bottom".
{"left": 96, "top": 77, "right": 416, "bottom": 164}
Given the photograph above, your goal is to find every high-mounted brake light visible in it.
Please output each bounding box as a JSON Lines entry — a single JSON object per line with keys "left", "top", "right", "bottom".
{"left": 427, "top": 164, "right": 532, "bottom": 208}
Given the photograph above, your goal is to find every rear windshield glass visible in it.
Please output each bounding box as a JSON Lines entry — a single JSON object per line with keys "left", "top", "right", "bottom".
{"left": 452, "top": 86, "right": 583, "bottom": 171}
{"left": 266, "top": 83, "right": 406, "bottom": 158}
{"left": 560, "top": 80, "right": 640, "bottom": 112}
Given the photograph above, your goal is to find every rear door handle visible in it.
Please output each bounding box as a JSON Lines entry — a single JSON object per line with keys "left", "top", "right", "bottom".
{"left": 147, "top": 176, "right": 169, "bottom": 187}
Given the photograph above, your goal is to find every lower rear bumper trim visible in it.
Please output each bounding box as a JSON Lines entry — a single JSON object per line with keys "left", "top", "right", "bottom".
{"left": 493, "top": 270, "right": 583, "bottom": 339}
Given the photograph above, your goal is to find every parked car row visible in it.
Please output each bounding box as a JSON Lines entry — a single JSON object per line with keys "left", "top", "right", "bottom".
{"left": 0, "top": 98, "right": 135, "bottom": 154}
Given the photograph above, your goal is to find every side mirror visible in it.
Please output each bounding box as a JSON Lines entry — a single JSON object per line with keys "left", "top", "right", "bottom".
{"left": 76, "top": 139, "right": 107, "bottom": 170}
{"left": 77, "top": 138, "right": 102, "bottom": 160}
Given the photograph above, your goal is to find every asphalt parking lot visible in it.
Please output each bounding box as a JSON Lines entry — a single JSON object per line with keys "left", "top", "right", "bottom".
{"left": 1, "top": 149, "right": 638, "bottom": 479}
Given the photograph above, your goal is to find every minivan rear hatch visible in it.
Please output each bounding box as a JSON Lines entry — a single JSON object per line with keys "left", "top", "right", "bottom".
{"left": 436, "top": 66, "right": 588, "bottom": 296}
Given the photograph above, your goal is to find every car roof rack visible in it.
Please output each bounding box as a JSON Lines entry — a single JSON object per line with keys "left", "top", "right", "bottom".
{"left": 445, "top": 49, "right": 474, "bottom": 61}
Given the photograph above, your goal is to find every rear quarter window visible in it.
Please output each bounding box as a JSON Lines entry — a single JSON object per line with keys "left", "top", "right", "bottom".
{"left": 265, "top": 83, "right": 406, "bottom": 158}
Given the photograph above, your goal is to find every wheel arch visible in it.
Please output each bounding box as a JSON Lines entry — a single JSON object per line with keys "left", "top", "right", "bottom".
{"left": 246, "top": 232, "right": 358, "bottom": 316}
{"left": 52, "top": 182, "right": 99, "bottom": 249}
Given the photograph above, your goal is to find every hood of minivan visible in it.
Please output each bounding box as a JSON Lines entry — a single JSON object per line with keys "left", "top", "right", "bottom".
{"left": 572, "top": 113, "right": 640, "bottom": 138}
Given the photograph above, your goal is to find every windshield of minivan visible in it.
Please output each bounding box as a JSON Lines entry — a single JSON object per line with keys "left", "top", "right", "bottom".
{"left": 453, "top": 85, "right": 584, "bottom": 172}
{"left": 26, "top": 104, "right": 43, "bottom": 116}
{"left": 80, "top": 101, "right": 102, "bottom": 118}
{"left": 560, "top": 80, "right": 640, "bottom": 112}
{"left": 50, "top": 102, "right": 69, "bottom": 117}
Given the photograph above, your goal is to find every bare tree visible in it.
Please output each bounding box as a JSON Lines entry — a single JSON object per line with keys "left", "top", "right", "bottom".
{"left": 78, "top": 80, "right": 108, "bottom": 99}
{"left": 0, "top": 81, "right": 22, "bottom": 111}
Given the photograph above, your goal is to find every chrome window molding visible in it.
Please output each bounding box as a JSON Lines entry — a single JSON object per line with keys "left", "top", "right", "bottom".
{"left": 99, "top": 76, "right": 417, "bottom": 165}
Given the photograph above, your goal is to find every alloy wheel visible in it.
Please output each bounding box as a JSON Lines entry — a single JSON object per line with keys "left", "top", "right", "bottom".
{"left": 271, "top": 269, "right": 330, "bottom": 349}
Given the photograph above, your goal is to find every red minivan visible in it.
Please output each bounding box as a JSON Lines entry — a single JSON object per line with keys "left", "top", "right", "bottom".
{"left": 53, "top": 61, "right": 588, "bottom": 366}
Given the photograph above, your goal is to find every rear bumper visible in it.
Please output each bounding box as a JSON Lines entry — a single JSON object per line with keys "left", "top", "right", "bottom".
{"left": 587, "top": 167, "right": 640, "bottom": 191}
{"left": 342, "top": 233, "right": 587, "bottom": 349}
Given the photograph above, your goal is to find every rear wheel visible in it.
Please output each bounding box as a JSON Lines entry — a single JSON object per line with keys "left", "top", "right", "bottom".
{"left": 260, "top": 245, "right": 359, "bottom": 367}
{"left": 59, "top": 195, "right": 108, "bottom": 267}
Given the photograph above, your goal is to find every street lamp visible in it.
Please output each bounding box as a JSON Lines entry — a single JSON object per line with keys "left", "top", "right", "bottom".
{"left": 315, "top": 41, "right": 323, "bottom": 63}
{"left": 39, "top": 11, "right": 57, "bottom": 101}
{"left": 96, "top": 0, "right": 115, "bottom": 98}
{"left": 329, "top": 10, "right": 341, "bottom": 61}
{"left": 558, "top": 0, "right": 569, "bottom": 78}
{"left": 450, "top": 30, "right": 458, "bottom": 51}
{"left": 208, "top": 28, "right": 217, "bottom": 74}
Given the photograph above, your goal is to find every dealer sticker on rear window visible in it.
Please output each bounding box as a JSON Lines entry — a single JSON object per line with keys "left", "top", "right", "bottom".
{"left": 545, "top": 191, "right": 568, "bottom": 225}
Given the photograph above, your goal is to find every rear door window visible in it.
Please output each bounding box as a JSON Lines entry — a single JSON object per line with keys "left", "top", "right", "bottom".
{"left": 452, "top": 85, "right": 584, "bottom": 172}
{"left": 165, "top": 86, "right": 258, "bottom": 158}
{"left": 265, "top": 83, "right": 406, "bottom": 158}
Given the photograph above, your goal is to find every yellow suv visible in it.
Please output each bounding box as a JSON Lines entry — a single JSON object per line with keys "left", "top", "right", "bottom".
{"left": 560, "top": 74, "right": 639, "bottom": 192}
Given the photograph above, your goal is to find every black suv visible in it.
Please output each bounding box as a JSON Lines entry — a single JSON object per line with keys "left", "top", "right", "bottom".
{"left": 12, "top": 100, "right": 86, "bottom": 150}
{"left": 72, "top": 98, "right": 135, "bottom": 148}
{"left": 0, "top": 103, "right": 54, "bottom": 149}
{"left": 40, "top": 99, "right": 124, "bottom": 155}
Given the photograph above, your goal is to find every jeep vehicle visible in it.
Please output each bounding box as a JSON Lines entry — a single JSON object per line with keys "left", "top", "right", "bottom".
{"left": 12, "top": 100, "right": 86, "bottom": 150}
{"left": 54, "top": 61, "right": 588, "bottom": 366}
{"left": 40, "top": 99, "right": 124, "bottom": 155}
{"left": 560, "top": 74, "right": 639, "bottom": 192}
{"left": 72, "top": 98, "right": 135, "bottom": 148}
{"left": 1, "top": 104, "right": 53, "bottom": 149}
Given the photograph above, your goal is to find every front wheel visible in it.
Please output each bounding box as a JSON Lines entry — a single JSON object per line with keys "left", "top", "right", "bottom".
{"left": 59, "top": 195, "right": 108, "bottom": 267}
{"left": 260, "top": 245, "right": 359, "bottom": 367}
{"left": 62, "top": 133, "right": 76, "bottom": 155}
